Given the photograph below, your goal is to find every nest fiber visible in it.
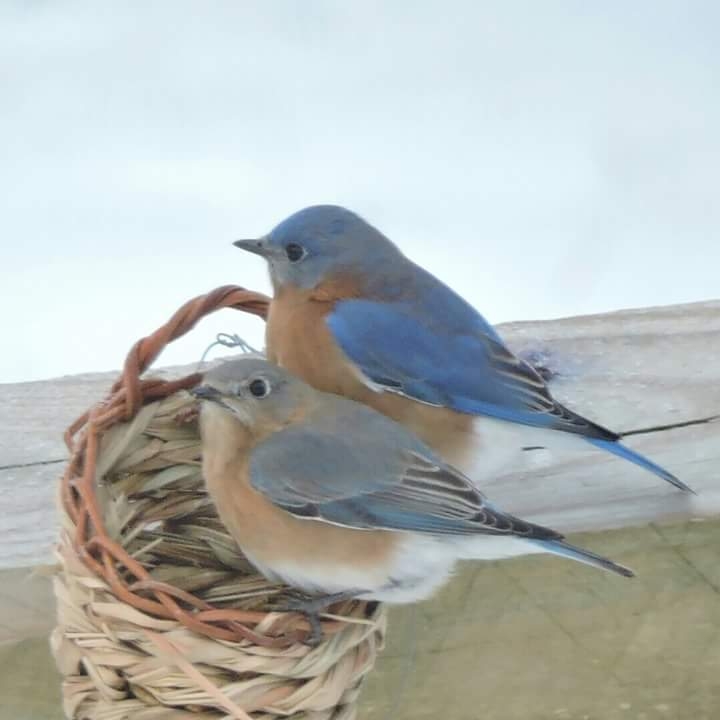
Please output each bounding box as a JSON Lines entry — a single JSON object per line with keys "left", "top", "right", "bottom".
{"left": 52, "top": 285, "right": 387, "bottom": 720}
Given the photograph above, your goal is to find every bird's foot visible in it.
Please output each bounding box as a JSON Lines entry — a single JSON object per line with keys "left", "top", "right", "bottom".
{"left": 274, "top": 590, "right": 363, "bottom": 647}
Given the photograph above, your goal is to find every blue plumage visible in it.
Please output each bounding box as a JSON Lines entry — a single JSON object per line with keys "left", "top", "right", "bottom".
{"left": 586, "top": 438, "right": 689, "bottom": 491}
{"left": 199, "top": 356, "right": 636, "bottom": 591}
{"left": 236, "top": 204, "right": 691, "bottom": 493}
{"left": 328, "top": 297, "right": 691, "bottom": 492}
{"left": 531, "top": 539, "right": 634, "bottom": 577}
{"left": 328, "top": 298, "right": 600, "bottom": 432}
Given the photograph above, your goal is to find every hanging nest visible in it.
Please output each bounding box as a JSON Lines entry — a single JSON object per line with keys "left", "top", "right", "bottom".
{"left": 51, "top": 285, "right": 387, "bottom": 720}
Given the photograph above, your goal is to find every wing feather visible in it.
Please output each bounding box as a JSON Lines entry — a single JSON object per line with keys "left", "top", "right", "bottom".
{"left": 249, "top": 412, "right": 560, "bottom": 541}
{"left": 327, "top": 299, "right": 617, "bottom": 441}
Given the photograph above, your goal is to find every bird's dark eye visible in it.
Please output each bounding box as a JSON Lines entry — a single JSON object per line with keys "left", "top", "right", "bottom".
{"left": 285, "top": 243, "right": 305, "bottom": 262}
{"left": 248, "top": 378, "right": 269, "bottom": 398}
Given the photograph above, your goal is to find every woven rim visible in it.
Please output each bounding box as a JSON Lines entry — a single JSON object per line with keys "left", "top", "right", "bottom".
{"left": 59, "top": 284, "right": 371, "bottom": 649}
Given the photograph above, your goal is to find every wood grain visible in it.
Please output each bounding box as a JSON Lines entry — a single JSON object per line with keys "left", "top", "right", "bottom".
{"left": 2, "top": 300, "right": 717, "bottom": 569}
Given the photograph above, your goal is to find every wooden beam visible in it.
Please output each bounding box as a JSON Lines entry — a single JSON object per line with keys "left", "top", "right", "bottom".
{"left": 1, "top": 299, "right": 718, "bottom": 568}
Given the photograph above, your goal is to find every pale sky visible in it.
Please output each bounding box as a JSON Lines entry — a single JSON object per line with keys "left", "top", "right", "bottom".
{"left": 2, "top": 1, "right": 719, "bottom": 383}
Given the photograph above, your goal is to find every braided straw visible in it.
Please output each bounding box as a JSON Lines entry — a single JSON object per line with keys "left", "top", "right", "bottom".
{"left": 52, "top": 285, "right": 387, "bottom": 720}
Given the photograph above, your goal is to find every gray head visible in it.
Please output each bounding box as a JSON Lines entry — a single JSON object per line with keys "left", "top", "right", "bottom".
{"left": 193, "top": 356, "right": 314, "bottom": 431}
{"left": 233, "top": 205, "right": 403, "bottom": 290}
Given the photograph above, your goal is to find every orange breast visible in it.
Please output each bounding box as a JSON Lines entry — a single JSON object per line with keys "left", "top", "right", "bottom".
{"left": 205, "top": 453, "right": 397, "bottom": 575}
{"left": 266, "top": 282, "right": 366, "bottom": 400}
{"left": 200, "top": 403, "right": 398, "bottom": 585}
{"left": 265, "top": 283, "right": 474, "bottom": 461}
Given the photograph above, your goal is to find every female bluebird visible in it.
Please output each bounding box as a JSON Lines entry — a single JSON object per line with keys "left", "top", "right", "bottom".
{"left": 234, "top": 205, "right": 691, "bottom": 492}
{"left": 194, "top": 357, "right": 632, "bottom": 631}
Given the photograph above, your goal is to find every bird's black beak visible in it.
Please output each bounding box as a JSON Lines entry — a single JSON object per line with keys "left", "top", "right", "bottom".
{"left": 192, "top": 385, "right": 222, "bottom": 401}
{"left": 233, "top": 236, "right": 271, "bottom": 257}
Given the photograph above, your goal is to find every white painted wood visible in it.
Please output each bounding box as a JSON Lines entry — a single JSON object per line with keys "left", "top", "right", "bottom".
{"left": 0, "top": 300, "right": 718, "bottom": 569}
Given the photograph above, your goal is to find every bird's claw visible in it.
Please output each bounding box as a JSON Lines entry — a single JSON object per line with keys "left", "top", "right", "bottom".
{"left": 273, "top": 590, "right": 363, "bottom": 647}
{"left": 273, "top": 597, "right": 326, "bottom": 646}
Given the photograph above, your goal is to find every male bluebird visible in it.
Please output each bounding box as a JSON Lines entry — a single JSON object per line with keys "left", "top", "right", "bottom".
{"left": 233, "top": 205, "right": 691, "bottom": 492}
{"left": 193, "top": 357, "right": 632, "bottom": 632}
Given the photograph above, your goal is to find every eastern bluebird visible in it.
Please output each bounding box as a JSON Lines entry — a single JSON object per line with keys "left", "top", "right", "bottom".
{"left": 194, "top": 357, "right": 632, "bottom": 624}
{"left": 233, "top": 205, "right": 691, "bottom": 493}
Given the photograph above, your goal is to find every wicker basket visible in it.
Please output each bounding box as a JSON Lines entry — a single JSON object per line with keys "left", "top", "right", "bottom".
{"left": 51, "top": 285, "right": 387, "bottom": 720}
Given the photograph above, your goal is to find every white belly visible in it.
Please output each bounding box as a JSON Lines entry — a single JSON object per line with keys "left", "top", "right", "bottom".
{"left": 244, "top": 531, "right": 543, "bottom": 605}
{"left": 444, "top": 415, "right": 586, "bottom": 488}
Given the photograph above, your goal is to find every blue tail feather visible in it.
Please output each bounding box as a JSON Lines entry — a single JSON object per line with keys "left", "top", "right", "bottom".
{"left": 586, "top": 438, "right": 693, "bottom": 493}
{"left": 534, "top": 539, "right": 635, "bottom": 578}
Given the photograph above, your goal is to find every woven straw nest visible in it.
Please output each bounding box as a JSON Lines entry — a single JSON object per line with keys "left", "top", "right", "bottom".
{"left": 51, "top": 285, "right": 387, "bottom": 720}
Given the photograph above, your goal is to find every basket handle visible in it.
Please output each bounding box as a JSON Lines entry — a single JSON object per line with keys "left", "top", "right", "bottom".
{"left": 65, "top": 285, "right": 270, "bottom": 448}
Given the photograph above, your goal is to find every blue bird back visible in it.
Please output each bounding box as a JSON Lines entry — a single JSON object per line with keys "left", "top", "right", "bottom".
{"left": 327, "top": 265, "right": 615, "bottom": 439}
{"left": 326, "top": 261, "right": 690, "bottom": 491}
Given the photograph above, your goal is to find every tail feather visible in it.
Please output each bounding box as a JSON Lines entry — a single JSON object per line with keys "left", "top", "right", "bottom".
{"left": 586, "top": 437, "right": 694, "bottom": 493}
{"left": 534, "top": 539, "right": 635, "bottom": 578}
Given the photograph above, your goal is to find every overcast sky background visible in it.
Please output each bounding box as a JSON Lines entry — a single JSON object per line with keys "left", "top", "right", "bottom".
{"left": 2, "top": 1, "right": 719, "bottom": 383}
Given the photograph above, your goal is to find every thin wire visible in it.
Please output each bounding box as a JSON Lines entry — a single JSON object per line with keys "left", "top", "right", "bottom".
{"left": 197, "top": 333, "right": 261, "bottom": 370}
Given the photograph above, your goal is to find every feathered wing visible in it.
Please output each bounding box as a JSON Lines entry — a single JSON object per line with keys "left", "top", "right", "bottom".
{"left": 327, "top": 298, "right": 616, "bottom": 438}
{"left": 249, "top": 407, "right": 558, "bottom": 539}
{"left": 247, "top": 405, "right": 633, "bottom": 577}
{"left": 326, "top": 298, "right": 690, "bottom": 492}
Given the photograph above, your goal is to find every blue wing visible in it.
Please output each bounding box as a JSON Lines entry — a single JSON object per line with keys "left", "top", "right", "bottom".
{"left": 248, "top": 407, "right": 634, "bottom": 576}
{"left": 249, "top": 417, "right": 560, "bottom": 540}
{"left": 327, "top": 297, "right": 692, "bottom": 492}
{"left": 327, "top": 298, "right": 616, "bottom": 439}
